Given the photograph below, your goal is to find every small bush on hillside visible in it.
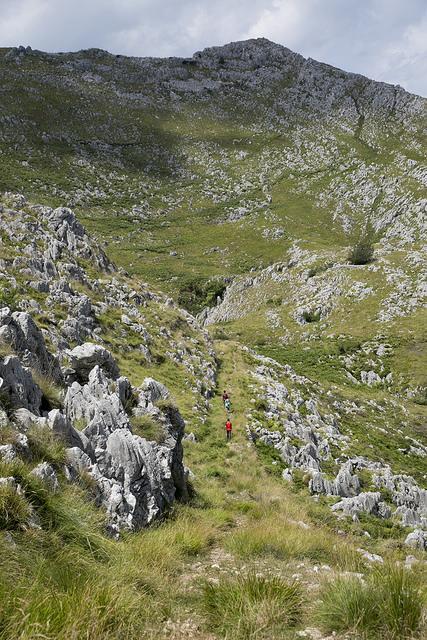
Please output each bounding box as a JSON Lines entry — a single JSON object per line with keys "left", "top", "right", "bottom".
{"left": 348, "top": 239, "right": 374, "bottom": 265}
{"left": 0, "top": 423, "right": 19, "bottom": 446}
{"left": 177, "top": 276, "right": 227, "bottom": 315}
{"left": 254, "top": 397, "right": 268, "bottom": 411}
{"left": 156, "top": 397, "right": 178, "bottom": 413}
{"left": 266, "top": 295, "right": 282, "bottom": 307}
{"left": 211, "top": 327, "right": 229, "bottom": 340}
{"left": 317, "top": 576, "right": 377, "bottom": 635}
{"left": 307, "top": 262, "right": 334, "bottom": 278}
{"left": 202, "top": 573, "right": 303, "bottom": 639}
{"left": 316, "top": 564, "right": 425, "bottom": 639}
{"left": 254, "top": 441, "right": 285, "bottom": 477}
{"left": 337, "top": 338, "right": 361, "bottom": 355}
{"left": 302, "top": 309, "right": 321, "bottom": 323}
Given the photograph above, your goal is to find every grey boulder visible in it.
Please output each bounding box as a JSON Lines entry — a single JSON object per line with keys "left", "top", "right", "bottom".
{"left": 404, "top": 529, "right": 427, "bottom": 551}
{"left": 68, "top": 343, "right": 119, "bottom": 383}
{"left": 0, "top": 356, "right": 42, "bottom": 414}
{"left": 30, "top": 462, "right": 59, "bottom": 492}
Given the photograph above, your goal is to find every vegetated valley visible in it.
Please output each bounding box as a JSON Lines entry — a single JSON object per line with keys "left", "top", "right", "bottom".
{"left": 0, "top": 39, "right": 426, "bottom": 639}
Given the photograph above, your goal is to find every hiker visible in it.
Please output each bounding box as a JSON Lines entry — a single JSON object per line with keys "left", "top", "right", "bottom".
{"left": 224, "top": 398, "right": 231, "bottom": 412}
{"left": 225, "top": 418, "right": 232, "bottom": 441}
{"left": 222, "top": 390, "right": 229, "bottom": 406}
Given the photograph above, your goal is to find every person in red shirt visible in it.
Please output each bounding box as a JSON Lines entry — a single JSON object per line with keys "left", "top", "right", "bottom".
{"left": 225, "top": 419, "right": 232, "bottom": 441}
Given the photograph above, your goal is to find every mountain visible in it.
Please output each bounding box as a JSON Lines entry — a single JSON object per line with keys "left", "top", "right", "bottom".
{"left": 0, "top": 39, "right": 426, "bottom": 639}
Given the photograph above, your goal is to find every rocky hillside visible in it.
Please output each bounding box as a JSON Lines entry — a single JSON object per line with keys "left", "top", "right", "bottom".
{"left": 0, "top": 39, "right": 426, "bottom": 639}
{"left": 0, "top": 192, "right": 216, "bottom": 534}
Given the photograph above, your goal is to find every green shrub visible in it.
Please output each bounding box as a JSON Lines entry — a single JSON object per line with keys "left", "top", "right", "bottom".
{"left": 177, "top": 276, "right": 227, "bottom": 315}
{"left": 202, "top": 573, "right": 303, "bottom": 639}
{"left": 302, "top": 309, "right": 321, "bottom": 323}
{"left": 307, "top": 262, "right": 334, "bottom": 278}
{"left": 211, "top": 327, "right": 229, "bottom": 340}
{"left": 377, "top": 564, "right": 424, "bottom": 639}
{"left": 254, "top": 397, "right": 268, "bottom": 411}
{"left": 348, "top": 239, "right": 374, "bottom": 265}
{"left": 254, "top": 441, "right": 285, "bottom": 477}
{"left": 266, "top": 295, "right": 282, "bottom": 307}
{"left": 316, "top": 564, "right": 425, "bottom": 639}
{"left": 155, "top": 397, "right": 178, "bottom": 413}
{"left": 337, "top": 338, "right": 361, "bottom": 355}
{"left": 0, "top": 423, "right": 17, "bottom": 445}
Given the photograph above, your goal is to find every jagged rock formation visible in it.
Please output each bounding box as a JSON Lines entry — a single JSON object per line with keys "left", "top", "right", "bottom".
{"left": 246, "top": 350, "right": 427, "bottom": 534}
{"left": 65, "top": 362, "right": 187, "bottom": 535}
{"left": 0, "top": 195, "right": 217, "bottom": 534}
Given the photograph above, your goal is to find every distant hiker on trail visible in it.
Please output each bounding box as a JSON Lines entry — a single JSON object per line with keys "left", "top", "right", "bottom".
{"left": 222, "top": 390, "right": 229, "bottom": 406}
{"left": 224, "top": 398, "right": 231, "bottom": 412}
{"left": 225, "top": 419, "right": 232, "bottom": 441}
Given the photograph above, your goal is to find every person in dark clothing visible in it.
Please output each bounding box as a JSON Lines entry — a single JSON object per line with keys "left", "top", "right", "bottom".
{"left": 222, "top": 390, "right": 229, "bottom": 405}
{"left": 225, "top": 419, "right": 232, "bottom": 440}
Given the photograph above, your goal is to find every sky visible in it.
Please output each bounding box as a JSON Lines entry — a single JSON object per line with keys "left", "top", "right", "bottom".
{"left": 0, "top": 0, "right": 426, "bottom": 96}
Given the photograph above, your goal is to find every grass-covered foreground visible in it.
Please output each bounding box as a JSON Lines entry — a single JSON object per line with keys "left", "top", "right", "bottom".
{"left": 1, "top": 341, "right": 426, "bottom": 640}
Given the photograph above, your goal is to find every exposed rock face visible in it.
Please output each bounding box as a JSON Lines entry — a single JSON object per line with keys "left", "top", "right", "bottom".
{"left": 30, "top": 462, "right": 59, "bottom": 492}
{"left": 404, "top": 529, "right": 427, "bottom": 551}
{"left": 0, "top": 355, "right": 42, "bottom": 414}
{"left": 331, "top": 492, "right": 391, "bottom": 519}
{"left": 68, "top": 343, "right": 120, "bottom": 383}
{"left": 137, "top": 377, "right": 170, "bottom": 409}
{"left": 0, "top": 307, "right": 189, "bottom": 535}
{"left": 45, "top": 206, "right": 111, "bottom": 271}
{"left": 309, "top": 463, "right": 360, "bottom": 498}
{"left": 373, "top": 469, "right": 427, "bottom": 527}
{"left": 0, "top": 314, "right": 188, "bottom": 535}
{"left": 64, "top": 362, "right": 187, "bottom": 535}
{"left": 0, "top": 308, "right": 62, "bottom": 382}
{"left": 47, "top": 408, "right": 89, "bottom": 451}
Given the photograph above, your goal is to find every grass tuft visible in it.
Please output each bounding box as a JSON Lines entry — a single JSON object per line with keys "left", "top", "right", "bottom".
{"left": 316, "top": 564, "right": 426, "bottom": 639}
{"left": 31, "top": 371, "right": 63, "bottom": 410}
{"left": 201, "top": 573, "right": 304, "bottom": 639}
{"left": 130, "top": 414, "right": 165, "bottom": 443}
{"left": 0, "top": 484, "right": 31, "bottom": 530}
{"left": 27, "top": 424, "right": 66, "bottom": 466}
